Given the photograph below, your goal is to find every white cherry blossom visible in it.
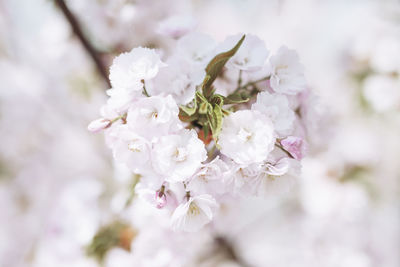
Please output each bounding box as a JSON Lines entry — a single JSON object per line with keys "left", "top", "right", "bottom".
{"left": 109, "top": 47, "right": 166, "bottom": 90}
{"left": 219, "top": 34, "right": 269, "bottom": 71}
{"left": 105, "top": 84, "right": 143, "bottom": 113}
{"left": 218, "top": 110, "right": 276, "bottom": 165}
{"left": 152, "top": 129, "right": 207, "bottom": 182}
{"left": 176, "top": 32, "right": 217, "bottom": 67}
{"left": 170, "top": 194, "right": 218, "bottom": 232}
{"left": 186, "top": 156, "right": 229, "bottom": 196}
{"left": 126, "top": 95, "right": 182, "bottom": 140}
{"left": 269, "top": 46, "right": 306, "bottom": 95}
{"left": 251, "top": 158, "right": 301, "bottom": 196}
{"left": 88, "top": 31, "right": 311, "bottom": 234}
{"left": 226, "top": 161, "right": 263, "bottom": 195}
{"left": 148, "top": 59, "right": 204, "bottom": 105}
{"left": 107, "top": 125, "right": 152, "bottom": 173}
{"left": 252, "top": 91, "right": 295, "bottom": 136}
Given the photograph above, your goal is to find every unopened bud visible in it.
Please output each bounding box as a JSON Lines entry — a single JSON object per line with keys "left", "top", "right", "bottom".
{"left": 280, "top": 136, "right": 304, "bottom": 160}
{"left": 88, "top": 118, "right": 111, "bottom": 133}
{"left": 155, "top": 191, "right": 167, "bottom": 209}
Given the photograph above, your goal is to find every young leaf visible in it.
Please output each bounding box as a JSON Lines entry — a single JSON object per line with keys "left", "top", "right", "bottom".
{"left": 221, "top": 107, "right": 231, "bottom": 116}
{"left": 224, "top": 91, "right": 250, "bottom": 105}
{"left": 87, "top": 221, "right": 136, "bottom": 262}
{"left": 199, "top": 102, "right": 210, "bottom": 114}
{"left": 207, "top": 104, "right": 223, "bottom": 139}
{"left": 179, "top": 112, "right": 198, "bottom": 122}
{"left": 202, "top": 35, "right": 246, "bottom": 97}
{"left": 179, "top": 98, "right": 197, "bottom": 116}
{"left": 196, "top": 90, "right": 208, "bottom": 103}
{"left": 203, "top": 122, "right": 210, "bottom": 139}
{"left": 210, "top": 94, "right": 225, "bottom": 106}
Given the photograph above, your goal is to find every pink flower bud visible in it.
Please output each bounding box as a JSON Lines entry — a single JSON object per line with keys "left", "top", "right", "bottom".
{"left": 155, "top": 191, "right": 167, "bottom": 209}
{"left": 87, "top": 118, "right": 111, "bottom": 133}
{"left": 280, "top": 136, "right": 304, "bottom": 160}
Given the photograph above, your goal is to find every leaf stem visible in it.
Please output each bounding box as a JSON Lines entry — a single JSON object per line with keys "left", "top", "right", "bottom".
{"left": 237, "top": 70, "right": 243, "bottom": 88}
{"left": 141, "top": 80, "right": 150, "bottom": 97}
{"left": 275, "top": 142, "right": 294, "bottom": 159}
{"left": 235, "top": 75, "right": 270, "bottom": 92}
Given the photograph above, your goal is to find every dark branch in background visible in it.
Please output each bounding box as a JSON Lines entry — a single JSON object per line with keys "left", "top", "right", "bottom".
{"left": 54, "top": 0, "right": 111, "bottom": 88}
{"left": 215, "top": 237, "right": 252, "bottom": 267}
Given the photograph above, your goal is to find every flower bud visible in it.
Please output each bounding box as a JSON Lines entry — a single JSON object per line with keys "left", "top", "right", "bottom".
{"left": 280, "top": 136, "right": 304, "bottom": 160}
{"left": 155, "top": 191, "right": 167, "bottom": 209}
{"left": 88, "top": 118, "right": 111, "bottom": 133}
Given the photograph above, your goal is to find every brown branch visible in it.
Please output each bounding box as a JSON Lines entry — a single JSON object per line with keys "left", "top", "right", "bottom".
{"left": 54, "top": 0, "right": 111, "bottom": 88}
{"left": 215, "top": 236, "right": 252, "bottom": 267}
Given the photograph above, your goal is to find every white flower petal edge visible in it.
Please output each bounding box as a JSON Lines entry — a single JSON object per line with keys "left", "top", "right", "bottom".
{"left": 254, "top": 158, "right": 301, "bottom": 196}
{"left": 170, "top": 194, "right": 218, "bottom": 232}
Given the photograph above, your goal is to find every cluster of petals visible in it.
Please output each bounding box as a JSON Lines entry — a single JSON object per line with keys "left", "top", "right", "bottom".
{"left": 89, "top": 32, "right": 310, "bottom": 232}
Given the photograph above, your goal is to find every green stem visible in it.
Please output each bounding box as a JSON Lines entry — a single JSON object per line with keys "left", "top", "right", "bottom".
{"left": 235, "top": 75, "right": 270, "bottom": 92}
{"left": 237, "top": 70, "right": 243, "bottom": 88}
{"left": 110, "top": 113, "right": 127, "bottom": 124}
{"left": 142, "top": 80, "right": 150, "bottom": 97}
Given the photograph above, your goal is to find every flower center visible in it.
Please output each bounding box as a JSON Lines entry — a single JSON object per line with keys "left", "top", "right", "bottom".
{"left": 188, "top": 202, "right": 200, "bottom": 216}
{"left": 234, "top": 57, "right": 249, "bottom": 66}
{"left": 238, "top": 127, "right": 253, "bottom": 142}
{"left": 141, "top": 107, "right": 159, "bottom": 120}
{"left": 151, "top": 111, "right": 158, "bottom": 119}
{"left": 193, "top": 52, "right": 205, "bottom": 62}
{"left": 173, "top": 147, "right": 188, "bottom": 162}
{"left": 128, "top": 140, "right": 142, "bottom": 152}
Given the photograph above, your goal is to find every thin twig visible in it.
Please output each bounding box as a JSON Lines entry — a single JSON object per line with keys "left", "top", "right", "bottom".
{"left": 54, "top": 0, "right": 111, "bottom": 88}
{"left": 228, "top": 76, "right": 270, "bottom": 99}
{"left": 275, "top": 142, "right": 294, "bottom": 159}
{"left": 235, "top": 76, "right": 270, "bottom": 92}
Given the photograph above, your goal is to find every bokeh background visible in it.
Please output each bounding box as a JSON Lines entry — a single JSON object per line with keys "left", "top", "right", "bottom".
{"left": 0, "top": 0, "right": 399, "bottom": 266}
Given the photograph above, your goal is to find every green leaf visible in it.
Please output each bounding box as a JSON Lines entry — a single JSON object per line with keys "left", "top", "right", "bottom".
{"left": 221, "top": 107, "right": 231, "bottom": 116}
{"left": 87, "top": 221, "right": 136, "bottom": 263}
{"left": 210, "top": 94, "right": 225, "bottom": 106}
{"left": 203, "top": 123, "right": 210, "bottom": 139}
{"left": 196, "top": 91, "right": 208, "bottom": 103}
{"left": 208, "top": 104, "right": 223, "bottom": 139}
{"left": 179, "top": 98, "right": 197, "bottom": 116}
{"left": 224, "top": 91, "right": 250, "bottom": 104}
{"left": 199, "top": 102, "right": 210, "bottom": 114}
{"left": 202, "top": 35, "right": 246, "bottom": 97}
{"left": 179, "top": 110, "right": 198, "bottom": 122}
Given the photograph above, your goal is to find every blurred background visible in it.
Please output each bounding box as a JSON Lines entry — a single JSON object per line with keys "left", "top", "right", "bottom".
{"left": 0, "top": 0, "right": 399, "bottom": 266}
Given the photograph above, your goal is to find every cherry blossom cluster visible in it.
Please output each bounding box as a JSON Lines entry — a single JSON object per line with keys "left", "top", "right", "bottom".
{"left": 89, "top": 32, "right": 309, "bottom": 232}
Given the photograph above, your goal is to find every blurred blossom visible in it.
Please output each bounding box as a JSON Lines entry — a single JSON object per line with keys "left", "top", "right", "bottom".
{"left": 0, "top": 0, "right": 399, "bottom": 267}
